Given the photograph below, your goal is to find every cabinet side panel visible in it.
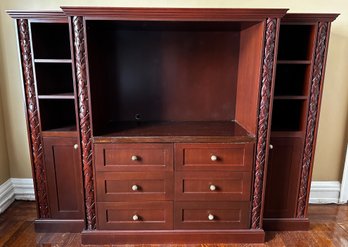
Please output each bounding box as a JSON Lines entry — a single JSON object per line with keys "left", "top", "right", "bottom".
{"left": 17, "top": 19, "right": 50, "bottom": 218}
{"left": 235, "top": 22, "right": 265, "bottom": 135}
{"left": 297, "top": 22, "right": 330, "bottom": 218}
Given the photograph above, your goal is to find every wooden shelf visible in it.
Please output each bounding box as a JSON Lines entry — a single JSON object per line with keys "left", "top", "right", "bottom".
{"left": 34, "top": 59, "right": 72, "bottom": 63}
{"left": 38, "top": 93, "right": 75, "bottom": 100}
{"left": 277, "top": 60, "right": 311, "bottom": 64}
{"left": 274, "top": 96, "right": 308, "bottom": 100}
{"left": 93, "top": 121, "right": 255, "bottom": 143}
{"left": 42, "top": 125, "right": 77, "bottom": 137}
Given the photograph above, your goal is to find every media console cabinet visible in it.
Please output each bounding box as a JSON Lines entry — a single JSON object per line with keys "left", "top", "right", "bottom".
{"left": 8, "top": 7, "right": 338, "bottom": 244}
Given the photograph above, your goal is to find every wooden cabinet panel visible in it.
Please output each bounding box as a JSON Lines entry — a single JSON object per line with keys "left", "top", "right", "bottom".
{"left": 96, "top": 171, "right": 174, "bottom": 201}
{"left": 264, "top": 137, "right": 304, "bottom": 218}
{"left": 175, "top": 143, "right": 253, "bottom": 171}
{"left": 174, "top": 202, "right": 250, "bottom": 229}
{"left": 95, "top": 143, "right": 173, "bottom": 171}
{"left": 175, "top": 171, "right": 251, "bottom": 201}
{"left": 43, "top": 137, "right": 83, "bottom": 219}
{"left": 97, "top": 201, "right": 173, "bottom": 230}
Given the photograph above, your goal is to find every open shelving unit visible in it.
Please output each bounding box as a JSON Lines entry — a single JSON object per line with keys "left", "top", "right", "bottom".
{"left": 30, "top": 21, "right": 76, "bottom": 133}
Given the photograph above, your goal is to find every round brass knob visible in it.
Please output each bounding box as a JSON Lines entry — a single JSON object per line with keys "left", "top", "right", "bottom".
{"left": 269, "top": 144, "right": 274, "bottom": 150}
{"left": 131, "top": 185, "right": 138, "bottom": 191}
{"left": 209, "top": 185, "right": 216, "bottom": 191}
{"left": 211, "top": 155, "right": 218, "bottom": 161}
{"left": 73, "top": 144, "right": 78, "bottom": 150}
{"left": 132, "top": 214, "right": 139, "bottom": 221}
{"left": 208, "top": 214, "right": 215, "bottom": 221}
{"left": 131, "top": 155, "right": 138, "bottom": 161}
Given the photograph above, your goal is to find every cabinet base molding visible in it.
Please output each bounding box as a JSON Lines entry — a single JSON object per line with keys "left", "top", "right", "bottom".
{"left": 81, "top": 229, "right": 265, "bottom": 244}
{"left": 34, "top": 219, "right": 84, "bottom": 233}
{"left": 263, "top": 218, "right": 309, "bottom": 231}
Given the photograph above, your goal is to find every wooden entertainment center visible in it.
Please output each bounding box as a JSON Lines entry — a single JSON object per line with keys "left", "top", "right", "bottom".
{"left": 8, "top": 7, "right": 338, "bottom": 244}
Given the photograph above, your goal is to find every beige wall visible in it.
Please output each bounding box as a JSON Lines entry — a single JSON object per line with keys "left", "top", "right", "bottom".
{"left": 0, "top": 0, "right": 347, "bottom": 181}
{"left": 0, "top": 94, "right": 10, "bottom": 184}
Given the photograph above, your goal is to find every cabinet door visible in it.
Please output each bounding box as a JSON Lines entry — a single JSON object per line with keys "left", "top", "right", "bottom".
{"left": 43, "top": 137, "right": 83, "bottom": 219}
{"left": 264, "top": 137, "right": 303, "bottom": 218}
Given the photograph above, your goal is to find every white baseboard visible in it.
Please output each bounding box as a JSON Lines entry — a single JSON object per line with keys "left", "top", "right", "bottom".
{"left": 309, "top": 181, "right": 341, "bottom": 204}
{"left": 0, "top": 178, "right": 35, "bottom": 214}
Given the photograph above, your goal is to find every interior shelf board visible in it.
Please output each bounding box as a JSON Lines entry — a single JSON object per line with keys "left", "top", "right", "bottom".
{"left": 274, "top": 96, "right": 308, "bottom": 100}
{"left": 277, "top": 60, "right": 311, "bottom": 64}
{"left": 42, "top": 125, "right": 77, "bottom": 137}
{"left": 93, "top": 121, "right": 255, "bottom": 143}
{"left": 38, "top": 93, "right": 75, "bottom": 99}
{"left": 34, "top": 58, "right": 72, "bottom": 63}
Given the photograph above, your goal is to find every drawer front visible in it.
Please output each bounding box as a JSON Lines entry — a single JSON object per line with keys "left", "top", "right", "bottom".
{"left": 98, "top": 201, "right": 173, "bottom": 230}
{"left": 175, "top": 171, "right": 251, "bottom": 201}
{"left": 95, "top": 143, "right": 173, "bottom": 171}
{"left": 96, "top": 172, "right": 173, "bottom": 201}
{"left": 174, "top": 201, "right": 250, "bottom": 229}
{"left": 175, "top": 143, "right": 253, "bottom": 171}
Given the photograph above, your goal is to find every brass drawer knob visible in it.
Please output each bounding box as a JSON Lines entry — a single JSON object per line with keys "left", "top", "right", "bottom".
{"left": 208, "top": 214, "right": 215, "bottom": 221}
{"left": 131, "top": 155, "right": 138, "bottom": 161}
{"left": 210, "top": 155, "right": 218, "bottom": 161}
{"left": 209, "top": 184, "right": 216, "bottom": 191}
{"left": 131, "top": 185, "right": 138, "bottom": 191}
{"left": 73, "top": 144, "right": 78, "bottom": 150}
{"left": 132, "top": 214, "right": 139, "bottom": 221}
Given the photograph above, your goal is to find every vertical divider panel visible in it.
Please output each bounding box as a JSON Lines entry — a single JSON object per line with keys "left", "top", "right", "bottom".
{"left": 71, "top": 16, "right": 96, "bottom": 230}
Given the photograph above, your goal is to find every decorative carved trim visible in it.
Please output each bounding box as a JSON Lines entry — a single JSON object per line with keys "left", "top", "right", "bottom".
{"left": 297, "top": 22, "right": 329, "bottom": 218}
{"left": 251, "top": 18, "right": 277, "bottom": 229}
{"left": 17, "top": 19, "right": 50, "bottom": 218}
{"left": 72, "top": 16, "right": 96, "bottom": 230}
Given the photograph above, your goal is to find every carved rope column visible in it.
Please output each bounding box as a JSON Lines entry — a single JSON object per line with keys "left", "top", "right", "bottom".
{"left": 251, "top": 18, "right": 278, "bottom": 229}
{"left": 297, "top": 22, "right": 329, "bottom": 218}
{"left": 72, "top": 16, "right": 96, "bottom": 230}
{"left": 17, "top": 19, "right": 50, "bottom": 218}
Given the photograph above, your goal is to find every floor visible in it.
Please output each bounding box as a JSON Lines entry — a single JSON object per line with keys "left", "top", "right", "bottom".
{"left": 0, "top": 201, "right": 348, "bottom": 246}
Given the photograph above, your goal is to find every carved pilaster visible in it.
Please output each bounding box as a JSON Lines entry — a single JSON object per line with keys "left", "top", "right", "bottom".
{"left": 72, "top": 16, "right": 96, "bottom": 230}
{"left": 251, "top": 18, "right": 277, "bottom": 229}
{"left": 17, "top": 19, "right": 50, "bottom": 218}
{"left": 297, "top": 22, "right": 329, "bottom": 218}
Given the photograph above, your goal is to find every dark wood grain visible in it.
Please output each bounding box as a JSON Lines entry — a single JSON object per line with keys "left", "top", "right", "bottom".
{"left": 17, "top": 18, "right": 49, "bottom": 219}
{"left": 297, "top": 22, "right": 330, "bottom": 218}
{"left": 175, "top": 143, "right": 254, "bottom": 171}
{"left": 96, "top": 171, "right": 174, "bottom": 201}
{"left": 97, "top": 201, "right": 173, "bottom": 230}
{"left": 43, "top": 137, "right": 84, "bottom": 219}
{"left": 62, "top": 7, "right": 288, "bottom": 20}
{"left": 174, "top": 201, "right": 250, "bottom": 230}
{"left": 94, "top": 143, "right": 173, "bottom": 171}
{"left": 175, "top": 171, "right": 251, "bottom": 201}
{"left": 264, "top": 137, "right": 304, "bottom": 218}
{"left": 251, "top": 18, "right": 278, "bottom": 229}
{"left": 72, "top": 15, "right": 96, "bottom": 230}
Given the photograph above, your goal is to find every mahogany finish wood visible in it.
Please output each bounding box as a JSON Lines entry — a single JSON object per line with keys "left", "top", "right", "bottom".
{"left": 264, "top": 13, "right": 338, "bottom": 231}
{"left": 174, "top": 201, "right": 250, "bottom": 230}
{"left": 34, "top": 219, "right": 85, "bottom": 233}
{"left": 43, "top": 137, "right": 84, "bottom": 219}
{"left": 264, "top": 137, "right": 304, "bottom": 218}
{"left": 175, "top": 171, "right": 251, "bottom": 201}
{"left": 96, "top": 171, "right": 174, "bottom": 201}
{"left": 95, "top": 143, "right": 173, "bottom": 171}
{"left": 9, "top": 7, "right": 338, "bottom": 245}
{"left": 97, "top": 202, "right": 173, "bottom": 230}
{"left": 175, "top": 143, "right": 253, "bottom": 171}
